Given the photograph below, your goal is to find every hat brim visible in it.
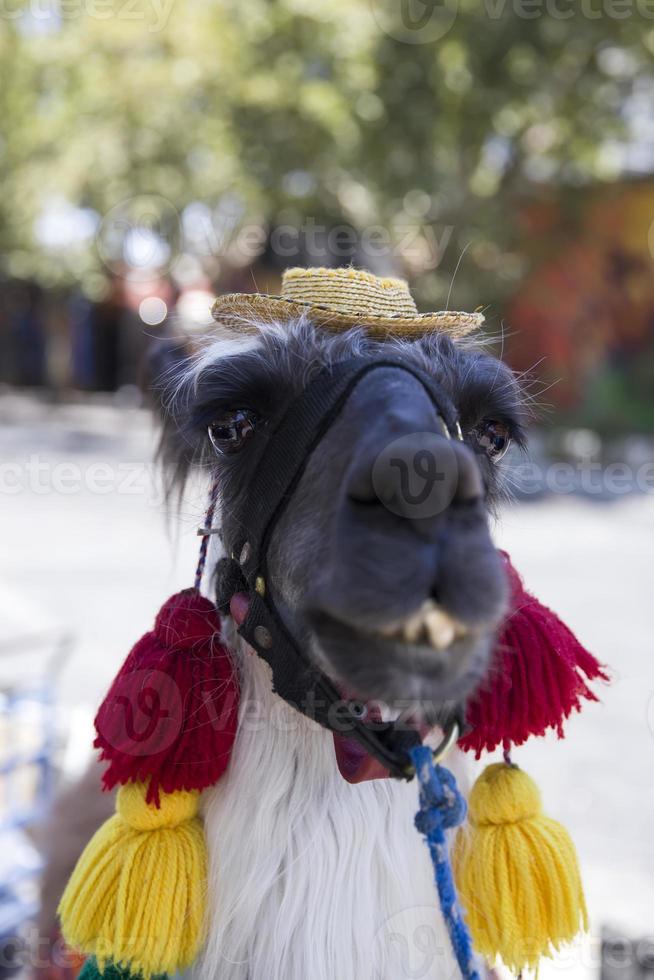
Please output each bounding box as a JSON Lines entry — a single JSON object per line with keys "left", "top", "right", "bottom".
{"left": 211, "top": 293, "right": 483, "bottom": 339}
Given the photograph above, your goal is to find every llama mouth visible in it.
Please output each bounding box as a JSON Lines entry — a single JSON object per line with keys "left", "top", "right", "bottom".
{"left": 327, "top": 606, "right": 478, "bottom": 785}
{"left": 309, "top": 600, "right": 491, "bottom": 713}
{"left": 231, "top": 591, "right": 487, "bottom": 781}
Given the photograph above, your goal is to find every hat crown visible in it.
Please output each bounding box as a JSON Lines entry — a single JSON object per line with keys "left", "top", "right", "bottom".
{"left": 281, "top": 266, "right": 418, "bottom": 318}
{"left": 211, "top": 265, "right": 484, "bottom": 338}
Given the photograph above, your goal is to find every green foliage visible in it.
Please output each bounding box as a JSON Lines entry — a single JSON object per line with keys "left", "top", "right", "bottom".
{"left": 1, "top": 0, "right": 652, "bottom": 308}
{"left": 578, "top": 356, "right": 654, "bottom": 434}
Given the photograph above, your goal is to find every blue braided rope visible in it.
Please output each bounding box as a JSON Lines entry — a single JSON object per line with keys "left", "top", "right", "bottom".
{"left": 409, "top": 744, "right": 482, "bottom": 980}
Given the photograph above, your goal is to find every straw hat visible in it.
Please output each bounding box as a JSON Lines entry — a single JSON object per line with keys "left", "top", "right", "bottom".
{"left": 211, "top": 266, "right": 484, "bottom": 339}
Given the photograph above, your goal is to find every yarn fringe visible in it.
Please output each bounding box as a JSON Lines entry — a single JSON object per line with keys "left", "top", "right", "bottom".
{"left": 453, "top": 763, "right": 588, "bottom": 973}
{"left": 94, "top": 589, "right": 239, "bottom": 804}
{"left": 461, "top": 553, "right": 608, "bottom": 756}
{"left": 59, "top": 783, "right": 206, "bottom": 980}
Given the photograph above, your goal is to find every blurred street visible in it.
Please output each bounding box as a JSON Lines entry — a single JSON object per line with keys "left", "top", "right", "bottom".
{"left": 0, "top": 395, "right": 200, "bottom": 712}
{"left": 1, "top": 395, "right": 652, "bottom": 977}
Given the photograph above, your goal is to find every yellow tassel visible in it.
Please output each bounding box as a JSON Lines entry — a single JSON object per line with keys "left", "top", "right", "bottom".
{"left": 452, "top": 762, "right": 588, "bottom": 974}
{"left": 59, "top": 783, "right": 206, "bottom": 979}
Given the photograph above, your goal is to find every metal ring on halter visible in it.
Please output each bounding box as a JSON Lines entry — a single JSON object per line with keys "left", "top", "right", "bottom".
{"left": 403, "top": 717, "right": 460, "bottom": 776}
{"left": 432, "top": 717, "right": 460, "bottom": 763}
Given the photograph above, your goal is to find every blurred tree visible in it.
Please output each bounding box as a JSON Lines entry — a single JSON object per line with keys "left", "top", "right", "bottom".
{"left": 1, "top": 0, "right": 653, "bottom": 315}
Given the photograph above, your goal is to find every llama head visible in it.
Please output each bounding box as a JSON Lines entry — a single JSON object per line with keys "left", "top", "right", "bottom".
{"left": 157, "top": 315, "right": 525, "bottom": 716}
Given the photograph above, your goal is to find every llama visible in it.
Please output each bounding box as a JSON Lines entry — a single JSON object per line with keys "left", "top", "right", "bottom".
{"left": 153, "top": 305, "right": 526, "bottom": 980}
{"left": 58, "top": 271, "right": 603, "bottom": 980}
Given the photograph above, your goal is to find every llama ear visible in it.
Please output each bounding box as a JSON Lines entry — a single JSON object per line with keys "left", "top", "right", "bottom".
{"left": 460, "top": 551, "right": 608, "bottom": 757}
{"left": 59, "top": 589, "right": 239, "bottom": 979}
{"left": 146, "top": 338, "right": 198, "bottom": 502}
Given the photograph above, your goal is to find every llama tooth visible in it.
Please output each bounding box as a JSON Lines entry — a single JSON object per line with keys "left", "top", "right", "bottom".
{"left": 392, "top": 600, "right": 468, "bottom": 647}
{"left": 424, "top": 609, "right": 457, "bottom": 651}
{"left": 402, "top": 610, "right": 425, "bottom": 643}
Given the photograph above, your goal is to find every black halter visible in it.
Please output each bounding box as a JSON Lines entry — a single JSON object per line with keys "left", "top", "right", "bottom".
{"left": 214, "top": 356, "right": 465, "bottom": 779}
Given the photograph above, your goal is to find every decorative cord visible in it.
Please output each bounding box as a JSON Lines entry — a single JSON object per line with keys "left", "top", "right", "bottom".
{"left": 409, "top": 744, "right": 481, "bottom": 980}
{"left": 194, "top": 476, "right": 220, "bottom": 591}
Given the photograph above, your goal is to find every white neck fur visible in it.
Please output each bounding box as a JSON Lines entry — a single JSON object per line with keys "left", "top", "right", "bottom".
{"left": 195, "top": 615, "right": 465, "bottom": 980}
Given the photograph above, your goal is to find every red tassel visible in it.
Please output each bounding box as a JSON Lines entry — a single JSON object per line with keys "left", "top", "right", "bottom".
{"left": 94, "top": 589, "right": 239, "bottom": 804}
{"left": 460, "top": 553, "right": 608, "bottom": 757}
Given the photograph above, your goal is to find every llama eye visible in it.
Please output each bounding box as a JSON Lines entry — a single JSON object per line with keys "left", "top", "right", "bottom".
{"left": 472, "top": 419, "right": 511, "bottom": 462}
{"left": 208, "top": 410, "right": 259, "bottom": 454}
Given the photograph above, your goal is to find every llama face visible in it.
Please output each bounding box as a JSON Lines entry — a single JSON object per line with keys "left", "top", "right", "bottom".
{"left": 161, "top": 317, "right": 525, "bottom": 714}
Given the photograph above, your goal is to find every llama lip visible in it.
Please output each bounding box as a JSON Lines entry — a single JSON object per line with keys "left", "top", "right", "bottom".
{"left": 331, "top": 696, "right": 396, "bottom": 783}
{"left": 333, "top": 732, "right": 390, "bottom": 782}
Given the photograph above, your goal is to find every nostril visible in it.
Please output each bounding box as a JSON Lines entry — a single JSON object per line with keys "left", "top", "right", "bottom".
{"left": 346, "top": 458, "right": 377, "bottom": 505}
{"left": 429, "top": 584, "right": 441, "bottom": 606}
